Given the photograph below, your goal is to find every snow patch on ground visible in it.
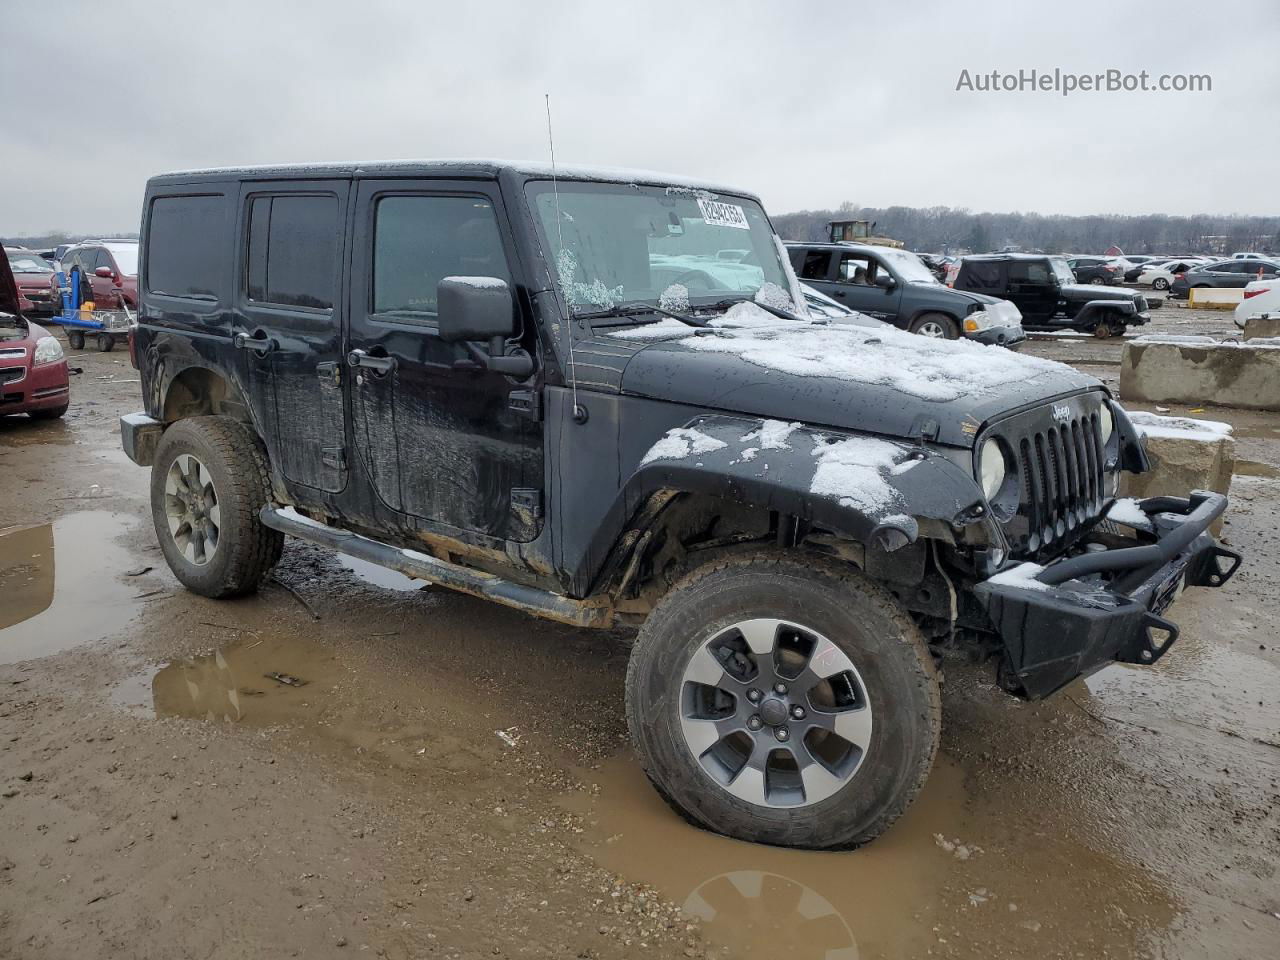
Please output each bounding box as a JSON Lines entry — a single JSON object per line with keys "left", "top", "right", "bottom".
{"left": 987, "top": 562, "right": 1053, "bottom": 592}
{"left": 641, "top": 427, "right": 728, "bottom": 466}
{"left": 809, "top": 437, "right": 905, "bottom": 515}
{"left": 1127, "top": 410, "right": 1234, "bottom": 443}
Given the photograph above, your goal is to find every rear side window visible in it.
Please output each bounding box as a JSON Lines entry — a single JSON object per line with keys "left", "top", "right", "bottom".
{"left": 961, "top": 261, "right": 1003, "bottom": 291}
{"left": 146, "top": 195, "right": 224, "bottom": 299}
{"left": 372, "top": 195, "right": 510, "bottom": 318}
{"left": 796, "top": 249, "right": 832, "bottom": 280}
{"left": 246, "top": 194, "right": 340, "bottom": 310}
{"left": 1008, "top": 261, "right": 1050, "bottom": 283}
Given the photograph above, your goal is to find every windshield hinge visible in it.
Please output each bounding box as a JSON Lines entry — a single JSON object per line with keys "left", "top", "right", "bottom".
{"left": 912, "top": 415, "right": 940, "bottom": 444}
{"left": 508, "top": 389, "right": 541, "bottom": 421}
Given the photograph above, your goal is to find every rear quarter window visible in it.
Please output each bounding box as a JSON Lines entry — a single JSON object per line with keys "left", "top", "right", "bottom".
{"left": 145, "top": 194, "right": 226, "bottom": 300}
{"left": 960, "top": 261, "right": 1003, "bottom": 292}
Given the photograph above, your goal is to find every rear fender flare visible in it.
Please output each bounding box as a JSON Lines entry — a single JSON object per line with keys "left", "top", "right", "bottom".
{"left": 1075, "top": 300, "right": 1136, "bottom": 327}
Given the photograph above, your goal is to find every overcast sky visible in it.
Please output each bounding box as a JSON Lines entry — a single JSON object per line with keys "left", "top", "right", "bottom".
{"left": 3, "top": 0, "right": 1278, "bottom": 235}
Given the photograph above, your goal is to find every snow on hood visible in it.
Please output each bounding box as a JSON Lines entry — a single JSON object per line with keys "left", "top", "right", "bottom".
{"left": 613, "top": 302, "right": 1080, "bottom": 403}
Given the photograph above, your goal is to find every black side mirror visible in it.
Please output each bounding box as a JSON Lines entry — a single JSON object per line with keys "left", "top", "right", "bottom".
{"left": 874, "top": 273, "right": 896, "bottom": 290}
{"left": 437, "top": 277, "right": 532, "bottom": 378}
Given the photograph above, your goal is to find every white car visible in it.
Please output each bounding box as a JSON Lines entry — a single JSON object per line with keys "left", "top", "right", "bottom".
{"left": 1138, "top": 258, "right": 1209, "bottom": 291}
{"left": 1234, "top": 279, "right": 1280, "bottom": 329}
{"left": 1232, "top": 251, "right": 1270, "bottom": 260}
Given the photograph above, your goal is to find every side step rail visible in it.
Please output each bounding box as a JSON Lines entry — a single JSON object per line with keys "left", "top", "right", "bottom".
{"left": 259, "top": 506, "right": 612, "bottom": 629}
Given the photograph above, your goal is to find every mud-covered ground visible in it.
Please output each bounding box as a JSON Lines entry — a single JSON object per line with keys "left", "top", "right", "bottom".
{"left": 2, "top": 304, "right": 1277, "bottom": 960}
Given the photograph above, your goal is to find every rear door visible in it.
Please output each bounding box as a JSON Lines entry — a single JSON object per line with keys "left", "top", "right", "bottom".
{"left": 233, "top": 180, "right": 351, "bottom": 494}
{"left": 346, "top": 179, "right": 544, "bottom": 542}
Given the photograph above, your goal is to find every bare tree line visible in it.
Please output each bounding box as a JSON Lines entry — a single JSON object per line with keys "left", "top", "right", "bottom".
{"left": 771, "top": 201, "right": 1278, "bottom": 256}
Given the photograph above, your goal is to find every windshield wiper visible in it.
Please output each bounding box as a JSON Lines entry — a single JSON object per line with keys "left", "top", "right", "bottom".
{"left": 709, "top": 296, "right": 807, "bottom": 323}
{"left": 577, "top": 302, "right": 709, "bottom": 328}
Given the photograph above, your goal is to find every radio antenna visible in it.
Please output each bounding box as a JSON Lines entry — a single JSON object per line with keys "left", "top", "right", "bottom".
{"left": 545, "top": 93, "right": 583, "bottom": 421}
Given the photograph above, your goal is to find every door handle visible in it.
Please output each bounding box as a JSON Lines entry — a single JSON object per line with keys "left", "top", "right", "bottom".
{"left": 234, "top": 331, "right": 277, "bottom": 355}
{"left": 347, "top": 349, "right": 396, "bottom": 374}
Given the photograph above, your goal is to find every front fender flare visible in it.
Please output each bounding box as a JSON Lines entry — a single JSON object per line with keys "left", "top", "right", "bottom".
{"left": 624, "top": 416, "right": 989, "bottom": 549}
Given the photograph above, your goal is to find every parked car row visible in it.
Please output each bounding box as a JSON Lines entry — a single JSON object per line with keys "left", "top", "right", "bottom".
{"left": 1170, "top": 257, "right": 1280, "bottom": 298}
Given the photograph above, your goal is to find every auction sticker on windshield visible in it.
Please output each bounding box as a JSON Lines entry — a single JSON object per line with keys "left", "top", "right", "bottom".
{"left": 697, "top": 198, "right": 750, "bottom": 230}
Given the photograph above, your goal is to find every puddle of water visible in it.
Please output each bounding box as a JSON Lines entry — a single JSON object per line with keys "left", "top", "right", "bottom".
{"left": 0, "top": 512, "right": 139, "bottom": 665}
{"left": 567, "top": 753, "right": 1180, "bottom": 959}
{"left": 116, "top": 634, "right": 346, "bottom": 724}
{"left": 337, "top": 552, "right": 425, "bottom": 592}
{"left": 1233, "top": 459, "right": 1280, "bottom": 480}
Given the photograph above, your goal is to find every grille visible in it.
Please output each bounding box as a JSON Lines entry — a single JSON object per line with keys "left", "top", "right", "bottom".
{"left": 987, "top": 398, "right": 1108, "bottom": 559}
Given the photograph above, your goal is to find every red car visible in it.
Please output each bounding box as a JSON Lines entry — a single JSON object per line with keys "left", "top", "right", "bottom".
{"left": 4, "top": 247, "right": 59, "bottom": 318}
{"left": 1, "top": 249, "right": 70, "bottom": 420}
{"left": 59, "top": 240, "right": 139, "bottom": 309}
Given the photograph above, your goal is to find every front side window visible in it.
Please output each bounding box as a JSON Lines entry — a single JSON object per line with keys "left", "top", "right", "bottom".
{"left": 147, "top": 195, "right": 224, "bottom": 300}
{"left": 961, "top": 261, "right": 1004, "bottom": 291}
{"left": 372, "top": 195, "right": 510, "bottom": 318}
{"left": 246, "top": 194, "right": 340, "bottom": 309}
{"left": 526, "top": 181, "right": 792, "bottom": 317}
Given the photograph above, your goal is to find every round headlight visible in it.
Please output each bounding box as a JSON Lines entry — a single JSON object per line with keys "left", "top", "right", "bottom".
{"left": 1099, "top": 404, "right": 1115, "bottom": 444}
{"left": 979, "top": 438, "right": 1007, "bottom": 501}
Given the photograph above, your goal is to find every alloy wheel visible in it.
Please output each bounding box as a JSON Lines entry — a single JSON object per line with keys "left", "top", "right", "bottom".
{"left": 163, "top": 453, "right": 221, "bottom": 566}
{"left": 916, "top": 320, "right": 947, "bottom": 338}
{"left": 679, "top": 618, "right": 872, "bottom": 809}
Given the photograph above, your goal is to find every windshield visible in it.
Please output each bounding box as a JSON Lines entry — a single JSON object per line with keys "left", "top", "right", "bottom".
{"left": 526, "top": 182, "right": 793, "bottom": 319}
{"left": 1048, "top": 257, "right": 1075, "bottom": 284}
{"left": 6, "top": 252, "right": 50, "bottom": 273}
{"left": 105, "top": 243, "right": 138, "bottom": 276}
{"left": 876, "top": 248, "right": 939, "bottom": 284}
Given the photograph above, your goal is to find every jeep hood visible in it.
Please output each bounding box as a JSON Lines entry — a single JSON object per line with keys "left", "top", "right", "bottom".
{"left": 1060, "top": 283, "right": 1141, "bottom": 303}
{"left": 610, "top": 307, "right": 1098, "bottom": 448}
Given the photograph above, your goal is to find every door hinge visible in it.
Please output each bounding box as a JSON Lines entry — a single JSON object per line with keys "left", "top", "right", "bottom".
{"left": 317, "top": 361, "right": 341, "bottom": 384}
{"left": 511, "top": 488, "right": 543, "bottom": 519}
{"left": 508, "top": 389, "right": 541, "bottom": 421}
{"left": 321, "top": 446, "right": 346, "bottom": 470}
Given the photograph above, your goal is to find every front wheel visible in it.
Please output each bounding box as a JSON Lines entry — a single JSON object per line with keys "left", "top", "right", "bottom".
{"left": 68, "top": 331, "right": 85, "bottom": 351}
{"left": 150, "top": 416, "right": 284, "bottom": 598}
{"left": 97, "top": 333, "right": 114, "bottom": 352}
{"left": 909, "top": 312, "right": 958, "bottom": 339}
{"left": 625, "top": 553, "right": 941, "bottom": 850}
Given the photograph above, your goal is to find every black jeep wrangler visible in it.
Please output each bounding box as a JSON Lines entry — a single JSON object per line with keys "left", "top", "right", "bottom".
{"left": 954, "top": 253, "right": 1151, "bottom": 337}
{"left": 120, "top": 161, "right": 1239, "bottom": 850}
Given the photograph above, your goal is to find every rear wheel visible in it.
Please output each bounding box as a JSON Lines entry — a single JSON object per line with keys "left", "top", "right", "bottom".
{"left": 150, "top": 416, "right": 283, "bottom": 598}
{"left": 909, "top": 312, "right": 958, "bottom": 339}
{"left": 625, "top": 553, "right": 941, "bottom": 850}
{"left": 1089, "top": 276, "right": 1106, "bottom": 285}
{"left": 68, "top": 331, "right": 85, "bottom": 351}
{"left": 1152, "top": 277, "right": 1169, "bottom": 291}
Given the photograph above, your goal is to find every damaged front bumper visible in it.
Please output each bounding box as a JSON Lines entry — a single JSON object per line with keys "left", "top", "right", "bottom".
{"left": 974, "top": 491, "right": 1241, "bottom": 699}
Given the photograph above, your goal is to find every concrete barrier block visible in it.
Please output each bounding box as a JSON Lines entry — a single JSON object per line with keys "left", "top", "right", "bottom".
{"left": 1242, "top": 315, "right": 1280, "bottom": 340}
{"left": 1120, "top": 412, "right": 1234, "bottom": 534}
{"left": 1120, "top": 337, "right": 1280, "bottom": 411}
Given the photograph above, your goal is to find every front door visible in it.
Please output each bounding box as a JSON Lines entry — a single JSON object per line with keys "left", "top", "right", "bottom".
{"left": 830, "top": 251, "right": 903, "bottom": 322}
{"left": 233, "top": 179, "right": 351, "bottom": 494}
{"left": 346, "top": 180, "right": 544, "bottom": 542}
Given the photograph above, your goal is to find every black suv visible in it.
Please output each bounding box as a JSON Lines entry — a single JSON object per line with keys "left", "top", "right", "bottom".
{"left": 119, "top": 161, "right": 1239, "bottom": 850}
{"left": 955, "top": 254, "right": 1151, "bottom": 337}
{"left": 1065, "top": 256, "right": 1124, "bottom": 285}
{"left": 787, "top": 242, "right": 1025, "bottom": 345}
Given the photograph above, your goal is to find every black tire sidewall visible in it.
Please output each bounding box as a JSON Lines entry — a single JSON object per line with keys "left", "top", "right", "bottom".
{"left": 68, "top": 332, "right": 85, "bottom": 351}
{"left": 150, "top": 417, "right": 274, "bottom": 598}
{"left": 626, "top": 557, "right": 939, "bottom": 850}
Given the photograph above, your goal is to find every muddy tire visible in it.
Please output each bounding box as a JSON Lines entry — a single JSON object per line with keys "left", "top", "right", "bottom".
{"left": 68, "top": 331, "right": 85, "bottom": 351}
{"left": 909, "top": 312, "right": 959, "bottom": 340}
{"left": 150, "top": 416, "right": 283, "bottom": 599}
{"left": 625, "top": 553, "right": 941, "bottom": 850}
{"left": 97, "top": 333, "right": 114, "bottom": 352}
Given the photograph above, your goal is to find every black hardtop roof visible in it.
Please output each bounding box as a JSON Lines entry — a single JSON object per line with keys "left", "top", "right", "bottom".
{"left": 146, "top": 159, "right": 759, "bottom": 199}
{"left": 783, "top": 241, "right": 888, "bottom": 252}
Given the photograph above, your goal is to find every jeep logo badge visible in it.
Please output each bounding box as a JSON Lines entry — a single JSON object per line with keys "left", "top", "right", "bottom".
{"left": 1052, "top": 404, "right": 1071, "bottom": 423}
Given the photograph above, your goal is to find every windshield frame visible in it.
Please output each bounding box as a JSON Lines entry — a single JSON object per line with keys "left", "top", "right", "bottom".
{"left": 523, "top": 179, "right": 797, "bottom": 330}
